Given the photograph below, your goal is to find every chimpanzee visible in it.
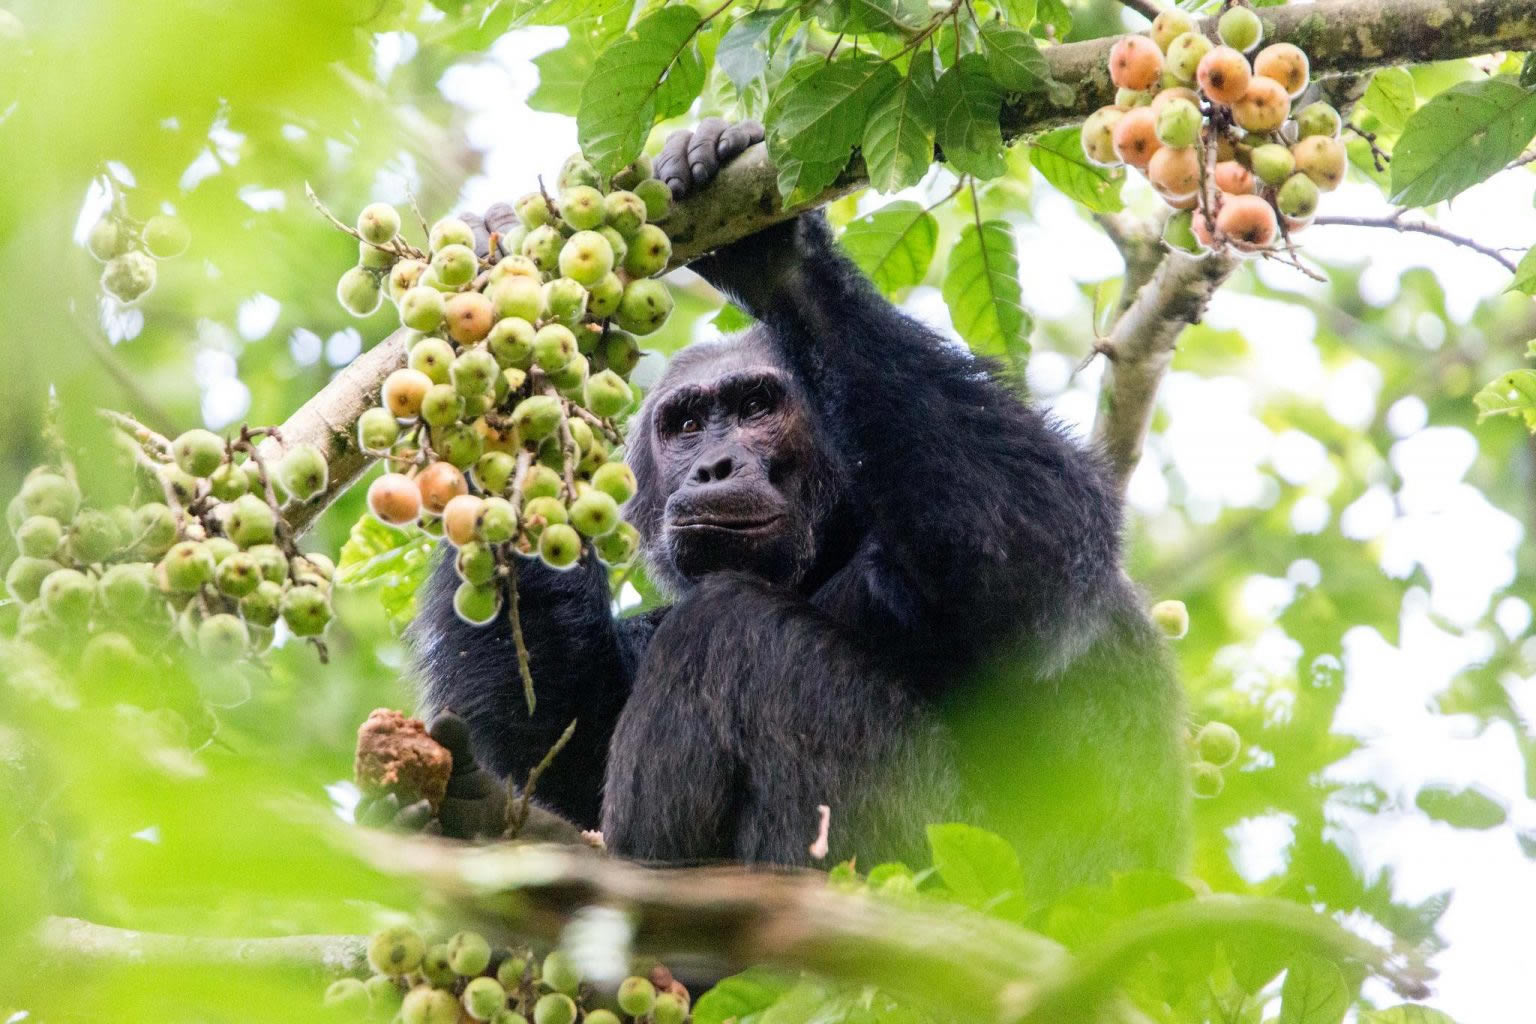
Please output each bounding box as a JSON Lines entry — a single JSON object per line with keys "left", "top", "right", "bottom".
{"left": 406, "top": 118, "right": 1190, "bottom": 903}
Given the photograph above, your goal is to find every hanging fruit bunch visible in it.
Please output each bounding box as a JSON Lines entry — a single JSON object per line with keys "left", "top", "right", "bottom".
{"left": 1081, "top": 3, "right": 1346, "bottom": 256}
{"left": 84, "top": 198, "right": 191, "bottom": 304}
{"left": 326, "top": 152, "right": 672, "bottom": 629}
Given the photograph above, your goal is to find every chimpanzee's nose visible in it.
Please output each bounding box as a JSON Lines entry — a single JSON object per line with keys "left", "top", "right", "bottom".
{"left": 693, "top": 454, "right": 735, "bottom": 484}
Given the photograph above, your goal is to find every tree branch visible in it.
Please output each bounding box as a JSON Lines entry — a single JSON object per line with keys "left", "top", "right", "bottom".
{"left": 38, "top": 916, "right": 367, "bottom": 976}
{"left": 277, "top": 0, "right": 1536, "bottom": 536}
{"left": 1092, "top": 250, "right": 1243, "bottom": 491}
{"left": 1312, "top": 214, "right": 1521, "bottom": 273}
{"left": 1114, "top": 0, "right": 1164, "bottom": 22}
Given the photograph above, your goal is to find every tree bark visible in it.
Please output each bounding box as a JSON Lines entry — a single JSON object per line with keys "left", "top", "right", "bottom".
{"left": 275, "top": 0, "right": 1536, "bottom": 536}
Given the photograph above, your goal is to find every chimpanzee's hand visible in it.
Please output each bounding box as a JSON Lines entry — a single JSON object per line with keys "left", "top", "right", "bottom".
{"left": 654, "top": 117, "right": 764, "bottom": 201}
{"left": 353, "top": 711, "right": 508, "bottom": 840}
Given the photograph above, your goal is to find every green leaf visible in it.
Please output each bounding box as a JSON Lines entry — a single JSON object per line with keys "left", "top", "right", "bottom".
{"left": 1035, "top": 0, "right": 1070, "bottom": 36}
{"left": 656, "top": 36, "right": 707, "bottom": 120}
{"left": 712, "top": 302, "right": 755, "bottom": 332}
{"left": 1362, "top": 67, "right": 1415, "bottom": 134}
{"left": 717, "top": 9, "right": 780, "bottom": 90}
{"left": 1278, "top": 955, "right": 1350, "bottom": 1024}
{"left": 1473, "top": 368, "right": 1536, "bottom": 429}
{"left": 336, "top": 514, "right": 433, "bottom": 624}
{"left": 1029, "top": 125, "right": 1124, "bottom": 213}
{"left": 691, "top": 968, "right": 794, "bottom": 1024}
{"left": 772, "top": 55, "right": 900, "bottom": 164}
{"left": 999, "top": 0, "right": 1035, "bottom": 29}
{"left": 862, "top": 62, "right": 936, "bottom": 193}
{"left": 935, "top": 54, "right": 1006, "bottom": 179}
{"left": 813, "top": 0, "right": 926, "bottom": 35}
{"left": 1510, "top": 245, "right": 1536, "bottom": 294}
{"left": 979, "top": 23, "right": 1048, "bottom": 92}
{"left": 1362, "top": 1007, "right": 1460, "bottom": 1024}
{"left": 943, "top": 218, "right": 1029, "bottom": 359}
{"left": 1389, "top": 76, "right": 1536, "bottom": 207}
{"left": 577, "top": 6, "right": 703, "bottom": 176}
{"left": 529, "top": 31, "right": 600, "bottom": 116}
{"left": 925, "top": 823, "right": 1025, "bottom": 905}
{"left": 1414, "top": 782, "right": 1508, "bottom": 828}
{"left": 839, "top": 200, "right": 938, "bottom": 294}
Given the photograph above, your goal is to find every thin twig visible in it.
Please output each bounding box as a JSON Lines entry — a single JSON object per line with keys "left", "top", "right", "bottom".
{"left": 1345, "top": 123, "right": 1391, "bottom": 173}
{"left": 507, "top": 718, "right": 578, "bottom": 839}
{"left": 1114, "top": 0, "right": 1164, "bottom": 20}
{"left": 1312, "top": 214, "right": 1519, "bottom": 273}
{"left": 505, "top": 556, "right": 538, "bottom": 717}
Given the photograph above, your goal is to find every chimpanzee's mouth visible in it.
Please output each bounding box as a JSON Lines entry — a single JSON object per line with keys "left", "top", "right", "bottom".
{"left": 671, "top": 513, "right": 784, "bottom": 535}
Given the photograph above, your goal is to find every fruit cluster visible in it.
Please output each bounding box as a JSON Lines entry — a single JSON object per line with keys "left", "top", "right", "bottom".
{"left": 1190, "top": 721, "right": 1242, "bottom": 798}
{"left": 326, "top": 926, "right": 692, "bottom": 1024}
{"left": 1081, "top": 4, "right": 1347, "bottom": 256}
{"left": 85, "top": 207, "right": 190, "bottom": 303}
{"left": 332, "top": 152, "right": 671, "bottom": 627}
{"left": 5, "top": 425, "right": 336, "bottom": 674}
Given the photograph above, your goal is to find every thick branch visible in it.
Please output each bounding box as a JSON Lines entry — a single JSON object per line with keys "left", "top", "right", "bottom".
{"left": 1091, "top": 250, "right": 1242, "bottom": 490}
{"left": 281, "top": 0, "right": 1536, "bottom": 535}
{"left": 38, "top": 916, "right": 366, "bottom": 976}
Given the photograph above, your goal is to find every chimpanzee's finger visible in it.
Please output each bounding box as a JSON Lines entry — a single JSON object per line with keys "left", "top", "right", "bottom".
{"left": 458, "top": 211, "right": 493, "bottom": 260}
{"left": 393, "top": 799, "right": 434, "bottom": 832}
{"left": 716, "top": 120, "right": 764, "bottom": 162}
{"left": 687, "top": 118, "right": 729, "bottom": 188}
{"left": 656, "top": 129, "right": 696, "bottom": 199}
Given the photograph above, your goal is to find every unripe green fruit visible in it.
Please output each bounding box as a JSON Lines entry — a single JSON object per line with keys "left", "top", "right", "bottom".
{"left": 409, "top": 338, "right": 455, "bottom": 385}
{"left": 549, "top": 354, "right": 588, "bottom": 394}
{"left": 582, "top": 369, "right": 632, "bottom": 419}
{"left": 540, "top": 950, "right": 581, "bottom": 993}
{"left": 98, "top": 562, "right": 156, "bottom": 615}
{"left": 214, "top": 552, "right": 261, "bottom": 597}
{"left": 421, "top": 383, "right": 465, "bottom": 428}
{"left": 1250, "top": 142, "right": 1295, "bottom": 186}
{"left": 64, "top": 509, "right": 117, "bottom": 564}
{"left": 532, "top": 994, "right": 576, "bottom": 1024}
{"left": 558, "top": 230, "right": 615, "bottom": 286}
{"left": 281, "top": 584, "right": 331, "bottom": 636}
{"left": 357, "top": 202, "right": 401, "bottom": 244}
{"left": 597, "top": 225, "right": 629, "bottom": 266}
{"left": 474, "top": 450, "right": 517, "bottom": 495}
{"left": 1150, "top": 8, "right": 1197, "bottom": 52}
{"left": 445, "top": 930, "right": 492, "bottom": 976}
{"left": 357, "top": 406, "right": 401, "bottom": 452}
{"left": 568, "top": 490, "right": 619, "bottom": 537}
{"left": 517, "top": 192, "right": 554, "bottom": 229}
{"left": 389, "top": 258, "right": 428, "bottom": 302}
{"left": 161, "top": 541, "right": 215, "bottom": 592}
{"left": 1155, "top": 98, "right": 1201, "bottom": 148}
{"left": 430, "top": 217, "right": 476, "bottom": 253}
{"left": 1217, "top": 5, "right": 1263, "bottom": 52}
{"left": 603, "top": 190, "right": 647, "bottom": 237}
{"left": 365, "top": 974, "right": 404, "bottom": 1013}
{"left": 1191, "top": 760, "right": 1224, "bottom": 798}
{"left": 102, "top": 250, "right": 157, "bottom": 303}
{"left": 400, "top": 286, "right": 446, "bottom": 332}
{"left": 558, "top": 153, "right": 604, "bottom": 191}
{"left": 616, "top": 278, "right": 673, "bottom": 335}
{"left": 521, "top": 225, "right": 564, "bottom": 273}
{"left": 359, "top": 241, "right": 396, "bottom": 270}
{"left": 497, "top": 955, "right": 528, "bottom": 988}
{"left": 240, "top": 580, "right": 283, "bottom": 626}
{"left": 173, "top": 429, "right": 226, "bottom": 478}
{"left": 81, "top": 630, "right": 145, "bottom": 679}
{"left": 133, "top": 502, "right": 177, "bottom": 558}
{"left": 477, "top": 496, "right": 518, "bottom": 543}
{"left": 16, "top": 515, "right": 61, "bottom": 557}
{"left": 198, "top": 612, "right": 249, "bottom": 659}
{"left": 538, "top": 523, "right": 582, "bottom": 570}
{"left": 521, "top": 496, "right": 568, "bottom": 536}
{"left": 510, "top": 397, "right": 561, "bottom": 443}
{"left": 652, "top": 993, "right": 686, "bottom": 1024}
{"left": 337, "top": 266, "right": 383, "bottom": 317}
{"left": 490, "top": 254, "right": 541, "bottom": 282}
{"left": 559, "top": 186, "right": 604, "bottom": 231}
{"left": 634, "top": 178, "right": 671, "bottom": 221}
{"left": 1294, "top": 101, "right": 1342, "bottom": 139}
{"left": 491, "top": 1012, "right": 529, "bottom": 1024}
{"left": 488, "top": 277, "right": 543, "bottom": 325}
{"left": 208, "top": 461, "right": 249, "bottom": 501}
{"left": 585, "top": 1012, "right": 620, "bottom": 1024}
{"left": 590, "top": 462, "right": 637, "bottom": 505}
{"left": 87, "top": 218, "right": 124, "bottom": 261}
{"left": 1196, "top": 721, "right": 1241, "bottom": 766}
{"left": 21, "top": 473, "right": 79, "bottom": 524}
{"left": 6, "top": 556, "right": 58, "bottom": 602}
{"left": 463, "top": 977, "right": 507, "bottom": 1021}
{"left": 205, "top": 536, "right": 239, "bottom": 565}
{"left": 420, "top": 944, "right": 456, "bottom": 987}
{"left": 578, "top": 439, "right": 609, "bottom": 475}
{"left": 455, "top": 541, "right": 498, "bottom": 586}
{"left": 533, "top": 324, "right": 579, "bottom": 373}
{"left": 584, "top": 273, "right": 623, "bottom": 320}
{"left": 1162, "top": 209, "right": 1206, "bottom": 254}
{"left": 542, "top": 277, "right": 589, "bottom": 326}
{"left": 226, "top": 494, "right": 277, "bottom": 548}
{"left": 1276, "top": 172, "right": 1319, "bottom": 219}
{"left": 431, "top": 243, "right": 477, "bottom": 288}
{"left": 603, "top": 331, "right": 642, "bottom": 377}
{"left": 520, "top": 466, "right": 562, "bottom": 502}
{"left": 40, "top": 567, "right": 93, "bottom": 621}
{"left": 566, "top": 417, "right": 594, "bottom": 453}
{"left": 159, "top": 463, "right": 200, "bottom": 505}
{"left": 402, "top": 986, "right": 460, "bottom": 1024}
{"left": 432, "top": 422, "right": 485, "bottom": 470}
{"left": 1116, "top": 87, "right": 1153, "bottom": 108}
{"left": 611, "top": 154, "right": 652, "bottom": 191}
{"left": 279, "top": 443, "right": 328, "bottom": 502}
{"left": 488, "top": 316, "right": 537, "bottom": 369}
{"left": 1149, "top": 598, "right": 1189, "bottom": 638}
{"left": 453, "top": 347, "right": 499, "bottom": 397}
{"left": 323, "top": 977, "right": 370, "bottom": 1014}
{"left": 594, "top": 520, "right": 639, "bottom": 566}
{"left": 616, "top": 976, "right": 656, "bottom": 1016}
{"left": 1164, "top": 32, "right": 1211, "bottom": 84}
{"left": 247, "top": 544, "right": 289, "bottom": 584}
{"left": 623, "top": 224, "right": 671, "bottom": 277}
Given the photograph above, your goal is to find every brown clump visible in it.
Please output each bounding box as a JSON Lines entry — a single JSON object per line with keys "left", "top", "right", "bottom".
{"left": 355, "top": 708, "right": 452, "bottom": 811}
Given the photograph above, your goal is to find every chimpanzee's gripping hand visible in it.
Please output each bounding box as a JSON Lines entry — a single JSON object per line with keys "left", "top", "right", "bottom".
{"left": 353, "top": 711, "right": 508, "bottom": 840}
{"left": 654, "top": 117, "right": 764, "bottom": 201}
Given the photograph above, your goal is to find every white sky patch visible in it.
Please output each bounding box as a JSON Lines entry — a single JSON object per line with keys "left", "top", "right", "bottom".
{"left": 236, "top": 294, "right": 281, "bottom": 340}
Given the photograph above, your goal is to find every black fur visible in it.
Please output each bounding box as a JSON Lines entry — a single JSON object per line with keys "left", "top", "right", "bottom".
{"left": 412, "top": 140, "right": 1189, "bottom": 901}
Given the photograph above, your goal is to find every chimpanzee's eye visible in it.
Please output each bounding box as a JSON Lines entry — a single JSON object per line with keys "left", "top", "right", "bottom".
{"left": 680, "top": 416, "right": 702, "bottom": 434}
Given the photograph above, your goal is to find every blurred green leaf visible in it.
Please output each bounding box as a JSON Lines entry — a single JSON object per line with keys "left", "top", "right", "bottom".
{"left": 1390, "top": 76, "right": 1536, "bottom": 207}
{"left": 1279, "top": 954, "right": 1351, "bottom": 1024}
{"left": 942, "top": 217, "right": 1028, "bottom": 359}
{"left": 691, "top": 967, "right": 795, "bottom": 1024}
{"left": 935, "top": 54, "right": 1007, "bottom": 179}
{"left": 925, "top": 823, "right": 1024, "bottom": 906}
{"left": 1509, "top": 245, "right": 1536, "bottom": 294}
{"left": 1473, "top": 369, "right": 1536, "bottom": 428}
{"left": 1414, "top": 782, "right": 1508, "bottom": 829}
{"left": 839, "top": 200, "right": 938, "bottom": 295}
{"left": 999, "top": 0, "right": 1036, "bottom": 30}
{"left": 717, "top": 9, "right": 781, "bottom": 90}
{"left": 1029, "top": 126, "right": 1124, "bottom": 212}
{"left": 530, "top": 31, "right": 601, "bottom": 116}
{"left": 1362, "top": 1007, "right": 1460, "bottom": 1024}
